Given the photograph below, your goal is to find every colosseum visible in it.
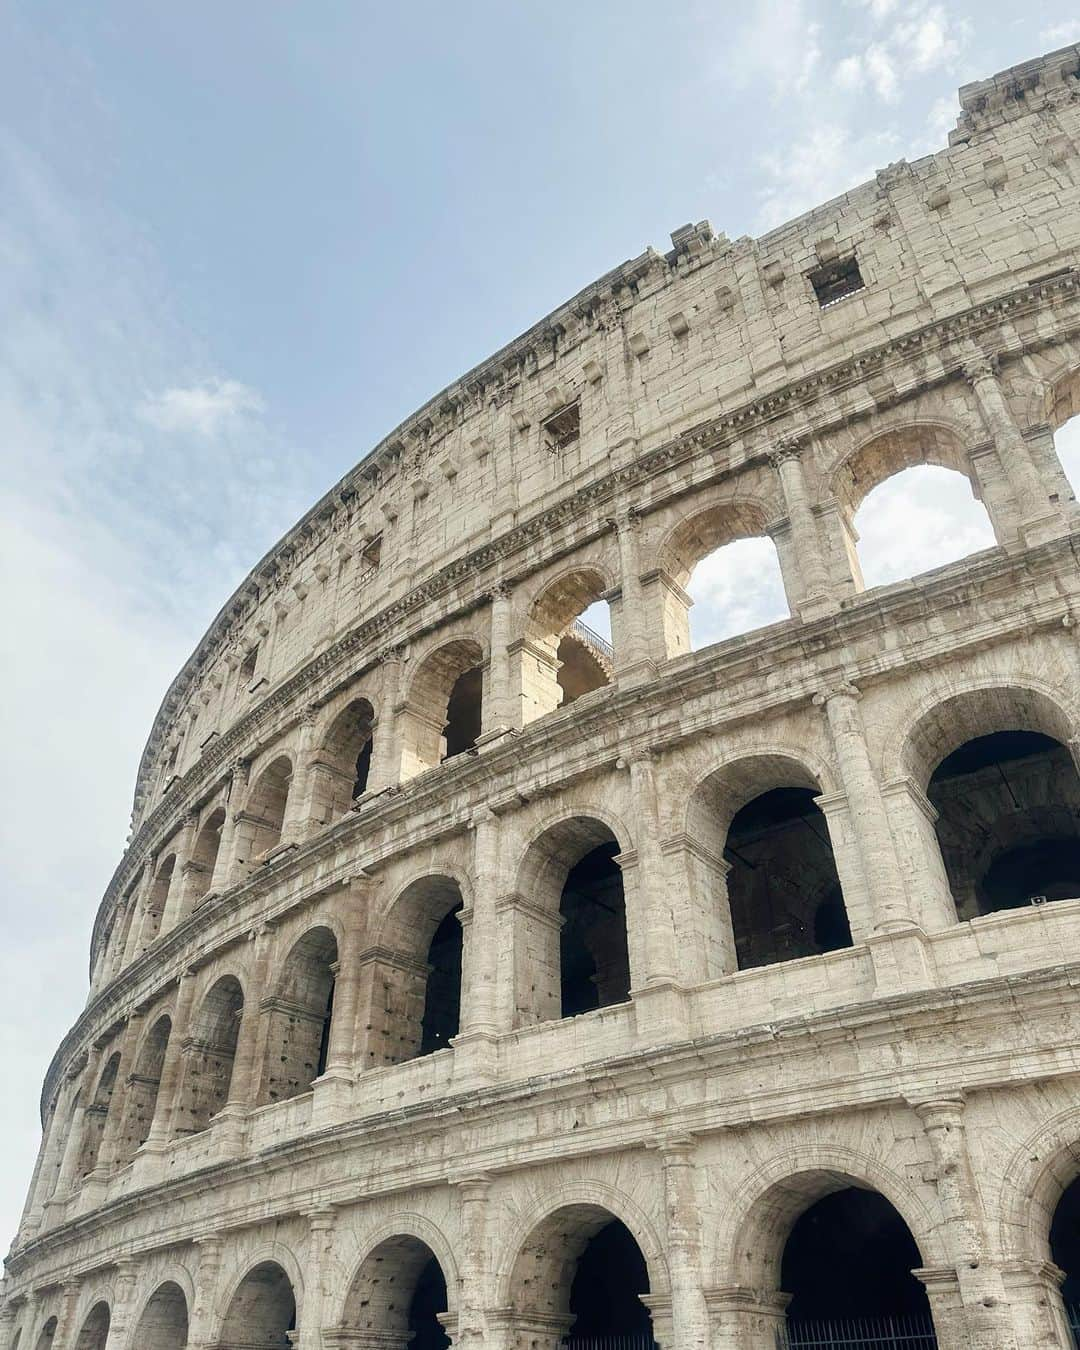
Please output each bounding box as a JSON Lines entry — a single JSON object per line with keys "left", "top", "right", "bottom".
{"left": 6, "top": 40, "right": 1080, "bottom": 1350}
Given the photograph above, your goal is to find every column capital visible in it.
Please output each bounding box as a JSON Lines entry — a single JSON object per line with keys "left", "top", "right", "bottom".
{"left": 486, "top": 579, "right": 514, "bottom": 602}
{"left": 961, "top": 349, "right": 1001, "bottom": 385}
{"left": 468, "top": 805, "right": 498, "bottom": 829}
{"left": 378, "top": 642, "right": 408, "bottom": 666}
{"left": 605, "top": 503, "right": 643, "bottom": 533}
{"left": 812, "top": 679, "right": 861, "bottom": 707}
{"left": 767, "top": 432, "right": 809, "bottom": 468}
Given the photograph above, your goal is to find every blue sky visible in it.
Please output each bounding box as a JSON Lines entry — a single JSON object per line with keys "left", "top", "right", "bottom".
{"left": 2, "top": 1, "right": 1079, "bottom": 1252}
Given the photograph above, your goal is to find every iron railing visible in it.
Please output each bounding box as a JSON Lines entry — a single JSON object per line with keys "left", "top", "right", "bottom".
{"left": 563, "top": 1336, "right": 658, "bottom": 1350}
{"left": 568, "top": 617, "right": 615, "bottom": 662}
{"left": 1067, "top": 1301, "right": 1080, "bottom": 1347}
{"left": 777, "top": 1314, "right": 938, "bottom": 1349}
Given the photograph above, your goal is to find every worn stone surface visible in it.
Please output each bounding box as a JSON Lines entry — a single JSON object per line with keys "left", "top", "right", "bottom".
{"left": 6, "top": 42, "right": 1080, "bottom": 1350}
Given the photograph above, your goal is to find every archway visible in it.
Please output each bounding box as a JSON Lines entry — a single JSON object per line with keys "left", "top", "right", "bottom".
{"left": 259, "top": 927, "right": 337, "bottom": 1103}
{"left": 687, "top": 755, "right": 852, "bottom": 973}
{"left": 365, "top": 876, "right": 464, "bottom": 1066}
{"left": 139, "top": 854, "right": 176, "bottom": 949}
{"left": 72, "top": 1302, "right": 110, "bottom": 1350}
{"left": 175, "top": 976, "right": 244, "bottom": 1134}
{"left": 309, "top": 697, "right": 375, "bottom": 826}
{"left": 522, "top": 569, "right": 612, "bottom": 724}
{"left": 237, "top": 757, "right": 292, "bottom": 867}
{"left": 508, "top": 1205, "right": 655, "bottom": 1348}
{"left": 219, "top": 1262, "right": 296, "bottom": 1347}
{"left": 132, "top": 1281, "right": 189, "bottom": 1350}
{"left": 118, "top": 1014, "right": 171, "bottom": 1163}
{"left": 659, "top": 500, "right": 787, "bottom": 654}
{"left": 188, "top": 808, "right": 225, "bottom": 904}
{"left": 339, "top": 1235, "right": 450, "bottom": 1350}
{"left": 75, "top": 1052, "right": 120, "bottom": 1177}
{"left": 400, "top": 638, "right": 485, "bottom": 777}
{"left": 32, "top": 1316, "right": 57, "bottom": 1350}
{"left": 779, "top": 1187, "right": 934, "bottom": 1343}
{"left": 516, "top": 817, "right": 631, "bottom": 1024}
{"left": 1049, "top": 366, "right": 1080, "bottom": 500}
{"left": 1050, "top": 1173, "right": 1080, "bottom": 1343}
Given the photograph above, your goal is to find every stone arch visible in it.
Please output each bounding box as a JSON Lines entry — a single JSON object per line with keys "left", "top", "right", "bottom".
{"left": 683, "top": 750, "right": 853, "bottom": 973}
{"left": 513, "top": 811, "right": 633, "bottom": 1024}
{"left": 401, "top": 636, "right": 486, "bottom": 777}
{"left": 497, "top": 1180, "right": 669, "bottom": 1333}
{"left": 998, "top": 1109, "right": 1080, "bottom": 1264}
{"left": 237, "top": 755, "right": 293, "bottom": 866}
{"left": 364, "top": 873, "right": 467, "bottom": 1066}
{"left": 335, "top": 1218, "right": 460, "bottom": 1345}
{"left": 716, "top": 1147, "right": 945, "bottom": 1296}
{"left": 216, "top": 1258, "right": 298, "bottom": 1348}
{"left": 188, "top": 807, "right": 225, "bottom": 906}
{"left": 72, "top": 1302, "right": 110, "bottom": 1350}
{"left": 175, "top": 973, "right": 245, "bottom": 1134}
{"left": 521, "top": 566, "right": 614, "bottom": 724}
{"left": 32, "top": 1317, "right": 57, "bottom": 1350}
{"left": 259, "top": 925, "right": 338, "bottom": 1103}
{"left": 309, "top": 696, "right": 376, "bottom": 826}
{"left": 130, "top": 1279, "right": 189, "bottom": 1350}
{"left": 114, "top": 1013, "right": 171, "bottom": 1162}
{"left": 139, "top": 853, "right": 176, "bottom": 949}
{"left": 830, "top": 419, "right": 986, "bottom": 520}
{"left": 75, "top": 1051, "right": 120, "bottom": 1178}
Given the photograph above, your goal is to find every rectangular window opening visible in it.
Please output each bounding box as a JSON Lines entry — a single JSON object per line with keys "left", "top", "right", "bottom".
{"left": 542, "top": 401, "right": 581, "bottom": 454}
{"left": 809, "top": 255, "right": 866, "bottom": 309}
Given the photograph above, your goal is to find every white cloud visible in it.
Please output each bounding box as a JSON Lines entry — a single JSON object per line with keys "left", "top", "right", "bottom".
{"left": 756, "top": 123, "right": 899, "bottom": 230}
{"left": 865, "top": 42, "right": 900, "bottom": 100}
{"left": 137, "top": 376, "right": 266, "bottom": 437}
{"left": 688, "top": 537, "right": 790, "bottom": 649}
{"left": 893, "top": 6, "right": 968, "bottom": 72}
{"left": 927, "top": 93, "right": 959, "bottom": 144}
{"left": 726, "top": 0, "right": 822, "bottom": 96}
{"left": 1040, "top": 22, "right": 1080, "bottom": 49}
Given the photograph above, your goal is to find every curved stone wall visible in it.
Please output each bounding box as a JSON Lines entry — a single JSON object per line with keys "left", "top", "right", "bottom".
{"left": 6, "top": 42, "right": 1080, "bottom": 1350}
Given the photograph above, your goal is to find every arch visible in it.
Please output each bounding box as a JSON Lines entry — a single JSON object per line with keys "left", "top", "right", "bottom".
{"left": 401, "top": 637, "right": 486, "bottom": 777}
{"left": 365, "top": 874, "right": 465, "bottom": 1066}
{"left": 175, "top": 974, "right": 244, "bottom": 1135}
{"left": 237, "top": 756, "right": 293, "bottom": 865}
{"left": 310, "top": 697, "right": 376, "bottom": 826}
{"left": 32, "top": 1316, "right": 57, "bottom": 1350}
{"left": 117, "top": 1013, "right": 172, "bottom": 1162}
{"left": 514, "top": 813, "right": 632, "bottom": 1025}
{"left": 259, "top": 926, "right": 338, "bottom": 1103}
{"left": 75, "top": 1052, "right": 120, "bottom": 1177}
{"left": 1045, "top": 362, "right": 1080, "bottom": 502}
{"left": 139, "top": 854, "right": 176, "bottom": 950}
{"left": 830, "top": 420, "right": 986, "bottom": 520}
{"left": 188, "top": 807, "right": 225, "bottom": 905}
{"left": 218, "top": 1261, "right": 296, "bottom": 1348}
{"left": 521, "top": 567, "right": 613, "bottom": 724}
{"left": 338, "top": 1232, "right": 452, "bottom": 1350}
{"left": 72, "top": 1302, "right": 110, "bottom": 1350}
{"left": 131, "top": 1280, "right": 189, "bottom": 1350}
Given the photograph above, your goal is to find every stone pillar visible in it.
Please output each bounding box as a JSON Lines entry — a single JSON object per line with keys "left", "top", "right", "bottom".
{"left": 366, "top": 647, "right": 405, "bottom": 793}
{"left": 107, "top": 1258, "right": 140, "bottom": 1348}
{"left": 453, "top": 1174, "right": 493, "bottom": 1350}
{"left": 91, "top": 1012, "right": 145, "bottom": 1178}
{"left": 482, "top": 584, "right": 519, "bottom": 735}
{"left": 964, "top": 352, "right": 1060, "bottom": 543}
{"left": 143, "top": 970, "right": 199, "bottom": 1149}
{"left": 657, "top": 1138, "right": 708, "bottom": 1350}
{"left": 705, "top": 1286, "right": 789, "bottom": 1350}
{"left": 122, "top": 857, "right": 156, "bottom": 966}
{"left": 187, "top": 1237, "right": 224, "bottom": 1350}
{"left": 1000, "top": 1259, "right": 1074, "bottom": 1349}
{"left": 160, "top": 811, "right": 200, "bottom": 933}
{"left": 313, "top": 883, "right": 369, "bottom": 1123}
{"left": 50, "top": 1281, "right": 82, "bottom": 1350}
{"left": 912, "top": 1097, "right": 1022, "bottom": 1350}
{"left": 769, "top": 437, "right": 836, "bottom": 619}
{"left": 459, "top": 809, "right": 502, "bottom": 1039}
{"left": 222, "top": 923, "right": 276, "bottom": 1120}
{"left": 609, "top": 508, "right": 655, "bottom": 682}
{"left": 210, "top": 760, "right": 249, "bottom": 893}
{"left": 299, "top": 1209, "right": 337, "bottom": 1350}
{"left": 282, "top": 707, "right": 319, "bottom": 843}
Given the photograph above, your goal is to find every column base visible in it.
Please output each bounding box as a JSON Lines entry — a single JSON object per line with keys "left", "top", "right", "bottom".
{"left": 704, "top": 1285, "right": 790, "bottom": 1350}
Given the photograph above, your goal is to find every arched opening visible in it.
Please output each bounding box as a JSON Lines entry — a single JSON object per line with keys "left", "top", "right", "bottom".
{"left": 33, "top": 1318, "right": 57, "bottom": 1350}
{"left": 852, "top": 464, "right": 996, "bottom": 590}
{"left": 1050, "top": 1173, "right": 1080, "bottom": 1341}
{"left": 259, "top": 927, "right": 337, "bottom": 1103}
{"left": 132, "top": 1281, "right": 189, "bottom": 1350}
{"left": 141, "top": 854, "right": 176, "bottom": 947}
{"left": 780, "top": 1187, "right": 934, "bottom": 1343}
{"left": 117, "top": 1014, "right": 171, "bottom": 1163}
{"left": 237, "top": 757, "right": 292, "bottom": 866}
{"left": 75, "top": 1052, "right": 120, "bottom": 1177}
{"left": 219, "top": 1262, "right": 296, "bottom": 1348}
{"left": 188, "top": 808, "right": 225, "bottom": 904}
{"left": 1049, "top": 367, "right": 1080, "bottom": 501}
{"left": 516, "top": 817, "right": 631, "bottom": 1025}
{"left": 176, "top": 975, "right": 244, "bottom": 1135}
{"left": 339, "top": 1235, "right": 450, "bottom": 1350}
{"left": 522, "top": 569, "right": 613, "bottom": 724}
{"left": 400, "top": 639, "right": 485, "bottom": 777}
{"left": 366, "top": 876, "right": 464, "bottom": 1067}
{"left": 659, "top": 501, "right": 787, "bottom": 655}
{"left": 73, "top": 1302, "right": 110, "bottom": 1350}
{"left": 508, "top": 1205, "right": 655, "bottom": 1348}
{"left": 310, "top": 698, "right": 376, "bottom": 827}
{"left": 725, "top": 787, "right": 852, "bottom": 971}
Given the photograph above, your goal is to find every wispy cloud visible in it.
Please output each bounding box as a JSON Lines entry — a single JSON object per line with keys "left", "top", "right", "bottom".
{"left": 138, "top": 377, "right": 266, "bottom": 437}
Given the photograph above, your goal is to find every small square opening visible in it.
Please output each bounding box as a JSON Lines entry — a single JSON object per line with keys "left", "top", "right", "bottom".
{"left": 809, "top": 255, "right": 866, "bottom": 309}
{"left": 542, "top": 401, "right": 581, "bottom": 453}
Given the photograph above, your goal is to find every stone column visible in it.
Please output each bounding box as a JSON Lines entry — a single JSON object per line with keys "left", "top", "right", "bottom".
{"left": 313, "top": 882, "right": 369, "bottom": 1123}
{"left": 91, "top": 1012, "right": 145, "bottom": 1178}
{"left": 210, "top": 760, "right": 249, "bottom": 894}
{"left": 50, "top": 1281, "right": 82, "bottom": 1350}
{"left": 964, "top": 352, "right": 1060, "bottom": 543}
{"left": 608, "top": 508, "right": 656, "bottom": 682}
{"left": 122, "top": 857, "right": 157, "bottom": 966}
{"left": 815, "top": 682, "right": 933, "bottom": 991}
{"left": 187, "top": 1237, "right": 224, "bottom": 1350}
{"left": 366, "top": 647, "right": 405, "bottom": 792}
{"left": 657, "top": 1138, "right": 708, "bottom": 1350}
{"left": 299, "top": 1209, "right": 337, "bottom": 1350}
{"left": 107, "top": 1258, "right": 140, "bottom": 1349}
{"left": 482, "top": 584, "right": 519, "bottom": 735}
{"left": 769, "top": 437, "right": 836, "bottom": 618}
{"left": 453, "top": 1174, "right": 493, "bottom": 1350}
{"left": 282, "top": 707, "right": 319, "bottom": 843}
{"left": 1000, "top": 1259, "right": 1074, "bottom": 1349}
{"left": 222, "top": 923, "right": 276, "bottom": 1123}
{"left": 143, "top": 970, "right": 198, "bottom": 1150}
{"left": 160, "top": 811, "right": 200, "bottom": 933}
{"left": 705, "top": 1287, "right": 789, "bottom": 1350}
{"left": 912, "top": 1097, "right": 1023, "bottom": 1350}
{"left": 454, "top": 811, "right": 503, "bottom": 1082}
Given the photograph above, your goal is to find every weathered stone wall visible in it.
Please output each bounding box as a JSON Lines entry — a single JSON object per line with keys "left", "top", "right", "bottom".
{"left": 5, "top": 42, "right": 1080, "bottom": 1350}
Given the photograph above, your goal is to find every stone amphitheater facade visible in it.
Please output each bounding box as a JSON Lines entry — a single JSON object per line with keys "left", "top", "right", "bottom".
{"left": 8, "top": 40, "right": 1080, "bottom": 1350}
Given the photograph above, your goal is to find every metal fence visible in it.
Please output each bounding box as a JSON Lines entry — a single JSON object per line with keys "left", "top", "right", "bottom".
{"left": 563, "top": 1336, "right": 658, "bottom": 1350}
{"left": 568, "top": 617, "right": 615, "bottom": 662}
{"left": 1067, "top": 1301, "right": 1080, "bottom": 1347}
{"left": 776, "top": 1314, "right": 938, "bottom": 1349}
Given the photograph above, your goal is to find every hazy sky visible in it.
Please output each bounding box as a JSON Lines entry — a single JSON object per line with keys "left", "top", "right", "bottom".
{"left": 2, "top": 1, "right": 1079, "bottom": 1252}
